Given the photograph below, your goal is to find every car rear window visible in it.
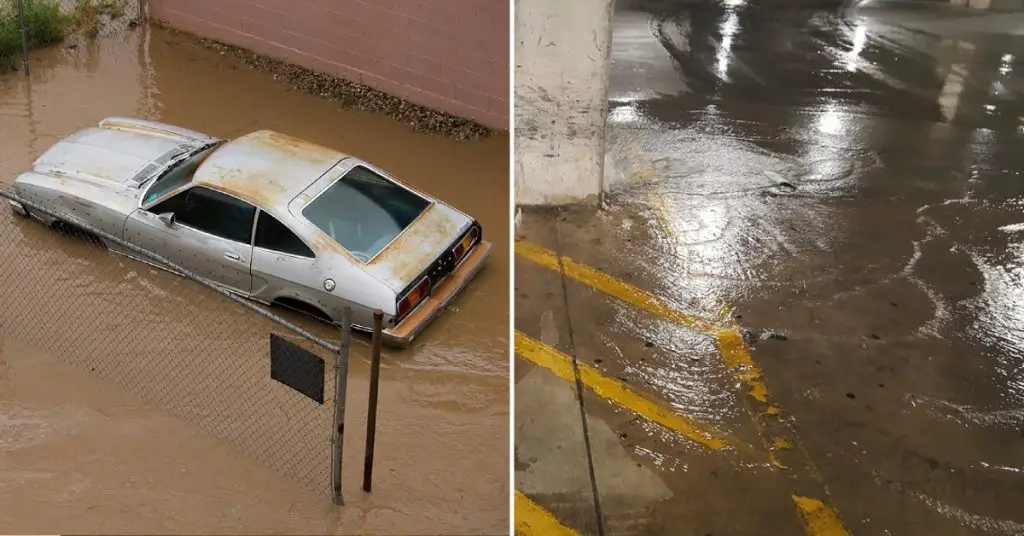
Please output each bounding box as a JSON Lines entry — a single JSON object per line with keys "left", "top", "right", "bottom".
{"left": 302, "top": 165, "right": 430, "bottom": 262}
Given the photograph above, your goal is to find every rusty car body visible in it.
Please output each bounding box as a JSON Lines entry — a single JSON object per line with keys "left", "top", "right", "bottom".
{"left": 9, "top": 117, "right": 492, "bottom": 346}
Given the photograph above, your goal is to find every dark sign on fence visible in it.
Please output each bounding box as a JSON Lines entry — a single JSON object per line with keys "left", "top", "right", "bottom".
{"left": 270, "top": 334, "right": 325, "bottom": 404}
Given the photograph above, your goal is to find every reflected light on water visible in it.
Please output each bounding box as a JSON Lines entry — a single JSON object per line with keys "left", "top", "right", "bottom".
{"left": 938, "top": 64, "right": 968, "bottom": 122}
{"left": 609, "top": 103, "right": 642, "bottom": 125}
{"left": 715, "top": 12, "right": 740, "bottom": 80}
{"left": 970, "top": 243, "right": 1024, "bottom": 403}
{"left": 845, "top": 24, "right": 868, "bottom": 72}
{"left": 817, "top": 102, "right": 845, "bottom": 134}
{"left": 1000, "top": 54, "right": 1014, "bottom": 76}
{"left": 608, "top": 93, "right": 649, "bottom": 126}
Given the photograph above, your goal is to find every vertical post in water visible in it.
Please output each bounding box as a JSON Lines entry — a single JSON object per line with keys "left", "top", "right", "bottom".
{"left": 331, "top": 307, "right": 352, "bottom": 506}
{"left": 17, "top": 0, "right": 30, "bottom": 76}
{"left": 362, "top": 310, "right": 383, "bottom": 492}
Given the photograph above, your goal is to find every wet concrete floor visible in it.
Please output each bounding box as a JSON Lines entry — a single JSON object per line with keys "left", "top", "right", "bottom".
{"left": 0, "top": 24, "right": 508, "bottom": 534}
{"left": 516, "top": 0, "right": 1024, "bottom": 534}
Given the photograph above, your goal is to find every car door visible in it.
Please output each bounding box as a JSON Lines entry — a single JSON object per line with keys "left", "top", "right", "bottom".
{"left": 250, "top": 209, "right": 320, "bottom": 303}
{"left": 124, "top": 186, "right": 255, "bottom": 295}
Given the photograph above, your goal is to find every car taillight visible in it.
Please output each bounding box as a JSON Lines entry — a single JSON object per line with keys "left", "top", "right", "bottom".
{"left": 397, "top": 276, "right": 430, "bottom": 320}
{"left": 452, "top": 226, "right": 480, "bottom": 264}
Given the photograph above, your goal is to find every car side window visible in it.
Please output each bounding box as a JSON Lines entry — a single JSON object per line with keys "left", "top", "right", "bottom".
{"left": 150, "top": 189, "right": 188, "bottom": 216}
{"left": 254, "top": 211, "right": 315, "bottom": 258}
{"left": 152, "top": 186, "right": 255, "bottom": 243}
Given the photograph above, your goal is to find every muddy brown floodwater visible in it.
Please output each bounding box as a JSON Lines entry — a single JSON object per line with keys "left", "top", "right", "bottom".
{"left": 0, "top": 24, "right": 509, "bottom": 535}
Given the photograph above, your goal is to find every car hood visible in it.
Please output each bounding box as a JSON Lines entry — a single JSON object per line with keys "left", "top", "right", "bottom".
{"left": 361, "top": 203, "right": 474, "bottom": 293}
{"left": 33, "top": 125, "right": 206, "bottom": 187}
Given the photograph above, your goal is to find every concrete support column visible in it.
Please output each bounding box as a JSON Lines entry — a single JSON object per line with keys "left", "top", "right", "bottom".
{"left": 514, "top": 0, "right": 616, "bottom": 206}
{"left": 956, "top": 0, "right": 1024, "bottom": 10}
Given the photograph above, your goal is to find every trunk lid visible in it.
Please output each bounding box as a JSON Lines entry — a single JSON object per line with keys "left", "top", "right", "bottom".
{"left": 362, "top": 202, "right": 474, "bottom": 293}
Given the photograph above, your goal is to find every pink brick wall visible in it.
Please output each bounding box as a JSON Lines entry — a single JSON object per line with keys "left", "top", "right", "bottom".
{"left": 149, "top": 0, "right": 509, "bottom": 130}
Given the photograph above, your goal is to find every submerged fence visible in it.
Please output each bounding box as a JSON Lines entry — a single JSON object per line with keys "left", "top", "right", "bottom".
{"left": 0, "top": 188, "right": 350, "bottom": 502}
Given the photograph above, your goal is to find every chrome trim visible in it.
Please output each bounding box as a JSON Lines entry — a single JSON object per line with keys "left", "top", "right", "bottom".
{"left": 8, "top": 199, "right": 28, "bottom": 217}
{"left": 250, "top": 208, "right": 261, "bottom": 246}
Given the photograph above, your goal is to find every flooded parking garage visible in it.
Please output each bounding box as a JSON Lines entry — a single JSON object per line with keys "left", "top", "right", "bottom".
{"left": 0, "top": 23, "right": 508, "bottom": 535}
{"left": 515, "top": 0, "right": 1024, "bottom": 534}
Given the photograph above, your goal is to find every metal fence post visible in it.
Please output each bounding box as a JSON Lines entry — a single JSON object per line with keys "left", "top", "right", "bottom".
{"left": 17, "top": 0, "right": 30, "bottom": 76}
{"left": 362, "top": 309, "right": 383, "bottom": 492}
{"left": 331, "top": 307, "right": 352, "bottom": 506}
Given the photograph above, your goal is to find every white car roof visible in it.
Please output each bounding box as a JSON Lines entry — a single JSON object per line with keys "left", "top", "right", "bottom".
{"left": 193, "top": 130, "right": 349, "bottom": 217}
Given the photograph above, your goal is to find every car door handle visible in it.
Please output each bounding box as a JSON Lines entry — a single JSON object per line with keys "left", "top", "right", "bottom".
{"left": 224, "top": 252, "right": 241, "bottom": 261}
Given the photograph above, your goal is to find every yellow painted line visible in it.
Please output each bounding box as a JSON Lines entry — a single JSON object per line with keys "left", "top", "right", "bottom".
{"left": 714, "top": 328, "right": 770, "bottom": 403}
{"left": 516, "top": 240, "right": 771, "bottom": 406}
{"left": 515, "top": 240, "right": 725, "bottom": 333}
{"left": 793, "top": 495, "right": 852, "bottom": 536}
{"left": 515, "top": 491, "right": 579, "bottom": 536}
{"left": 516, "top": 237, "right": 851, "bottom": 533}
{"left": 515, "top": 331, "right": 730, "bottom": 451}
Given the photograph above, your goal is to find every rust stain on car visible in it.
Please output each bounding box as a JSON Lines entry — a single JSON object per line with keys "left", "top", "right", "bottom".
{"left": 100, "top": 120, "right": 194, "bottom": 142}
{"left": 251, "top": 130, "right": 341, "bottom": 164}
{"left": 368, "top": 203, "right": 463, "bottom": 284}
{"left": 192, "top": 130, "right": 344, "bottom": 220}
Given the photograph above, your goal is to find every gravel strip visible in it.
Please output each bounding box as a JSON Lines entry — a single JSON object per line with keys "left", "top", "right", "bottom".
{"left": 158, "top": 25, "right": 494, "bottom": 141}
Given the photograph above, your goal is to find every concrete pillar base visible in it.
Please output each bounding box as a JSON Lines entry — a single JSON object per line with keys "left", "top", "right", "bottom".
{"left": 514, "top": 0, "right": 616, "bottom": 206}
{"left": 956, "top": 0, "right": 1024, "bottom": 10}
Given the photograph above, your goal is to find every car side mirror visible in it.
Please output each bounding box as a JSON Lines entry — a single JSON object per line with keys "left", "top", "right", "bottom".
{"left": 157, "top": 212, "right": 175, "bottom": 227}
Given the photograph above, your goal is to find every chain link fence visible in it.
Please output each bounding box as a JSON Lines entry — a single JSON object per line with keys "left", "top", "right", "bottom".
{"left": 0, "top": 187, "right": 350, "bottom": 501}
{"left": 2, "top": 0, "right": 146, "bottom": 72}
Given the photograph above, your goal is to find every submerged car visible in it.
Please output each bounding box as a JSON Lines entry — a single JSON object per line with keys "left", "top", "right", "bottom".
{"left": 10, "top": 117, "right": 492, "bottom": 346}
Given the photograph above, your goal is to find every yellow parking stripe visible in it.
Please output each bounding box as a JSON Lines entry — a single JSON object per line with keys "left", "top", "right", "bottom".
{"left": 715, "top": 328, "right": 770, "bottom": 403}
{"left": 515, "top": 491, "right": 580, "bottom": 536}
{"left": 515, "top": 240, "right": 723, "bottom": 332}
{"left": 793, "top": 496, "right": 852, "bottom": 536}
{"left": 515, "top": 331, "right": 730, "bottom": 451}
{"left": 515, "top": 238, "right": 850, "bottom": 535}
{"left": 516, "top": 240, "right": 771, "bottom": 407}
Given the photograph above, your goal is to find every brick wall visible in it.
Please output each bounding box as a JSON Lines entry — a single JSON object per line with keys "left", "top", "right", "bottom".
{"left": 149, "top": 0, "right": 509, "bottom": 129}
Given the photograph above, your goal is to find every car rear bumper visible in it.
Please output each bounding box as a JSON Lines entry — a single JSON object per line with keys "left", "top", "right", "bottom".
{"left": 383, "top": 240, "right": 492, "bottom": 347}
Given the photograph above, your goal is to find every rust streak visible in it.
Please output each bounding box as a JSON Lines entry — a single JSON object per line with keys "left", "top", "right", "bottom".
{"left": 101, "top": 120, "right": 194, "bottom": 142}
{"left": 368, "top": 204, "right": 461, "bottom": 284}
{"left": 248, "top": 130, "right": 341, "bottom": 165}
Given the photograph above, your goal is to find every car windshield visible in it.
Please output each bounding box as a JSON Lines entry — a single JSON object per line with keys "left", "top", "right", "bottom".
{"left": 142, "top": 143, "right": 219, "bottom": 206}
{"left": 302, "top": 165, "right": 431, "bottom": 262}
